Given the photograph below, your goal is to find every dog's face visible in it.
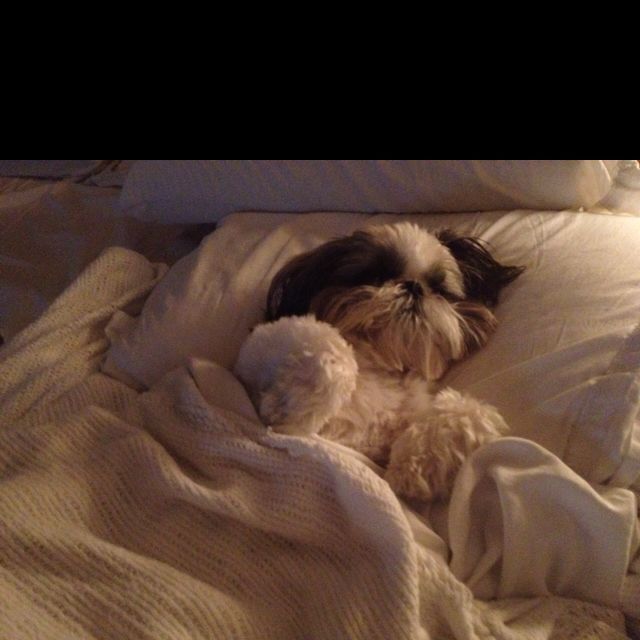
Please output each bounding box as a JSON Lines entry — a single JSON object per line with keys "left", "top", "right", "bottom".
{"left": 266, "top": 222, "right": 523, "bottom": 380}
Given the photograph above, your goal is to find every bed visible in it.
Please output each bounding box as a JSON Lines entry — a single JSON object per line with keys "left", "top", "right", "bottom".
{"left": 1, "top": 159, "right": 640, "bottom": 640}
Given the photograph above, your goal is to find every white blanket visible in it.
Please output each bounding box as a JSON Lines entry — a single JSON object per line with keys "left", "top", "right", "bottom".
{"left": 0, "top": 248, "right": 634, "bottom": 639}
{"left": 448, "top": 439, "right": 638, "bottom": 605}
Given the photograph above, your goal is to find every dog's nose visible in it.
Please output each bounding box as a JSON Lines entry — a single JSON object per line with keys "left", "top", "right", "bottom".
{"left": 401, "top": 280, "right": 423, "bottom": 298}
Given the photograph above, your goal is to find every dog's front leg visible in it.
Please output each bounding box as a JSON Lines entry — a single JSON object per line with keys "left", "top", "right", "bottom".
{"left": 384, "top": 389, "right": 509, "bottom": 501}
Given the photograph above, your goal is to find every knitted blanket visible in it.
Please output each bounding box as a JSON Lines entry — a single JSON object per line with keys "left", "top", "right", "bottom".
{"left": 0, "top": 248, "right": 630, "bottom": 639}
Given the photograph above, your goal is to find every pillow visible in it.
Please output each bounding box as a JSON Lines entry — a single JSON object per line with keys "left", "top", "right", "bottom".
{"left": 119, "top": 160, "right": 620, "bottom": 224}
{"left": 594, "top": 160, "right": 640, "bottom": 215}
{"left": 103, "top": 209, "right": 640, "bottom": 490}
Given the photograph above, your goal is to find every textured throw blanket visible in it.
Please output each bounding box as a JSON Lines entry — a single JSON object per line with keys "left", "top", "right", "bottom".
{"left": 0, "top": 248, "right": 632, "bottom": 639}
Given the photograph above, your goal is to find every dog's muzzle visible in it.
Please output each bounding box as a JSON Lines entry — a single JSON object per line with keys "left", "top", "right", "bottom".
{"left": 401, "top": 280, "right": 424, "bottom": 299}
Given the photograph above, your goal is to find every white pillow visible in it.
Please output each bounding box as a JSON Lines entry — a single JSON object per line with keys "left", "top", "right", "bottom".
{"left": 119, "top": 160, "right": 620, "bottom": 224}
{"left": 103, "top": 209, "right": 640, "bottom": 489}
{"left": 594, "top": 160, "right": 640, "bottom": 215}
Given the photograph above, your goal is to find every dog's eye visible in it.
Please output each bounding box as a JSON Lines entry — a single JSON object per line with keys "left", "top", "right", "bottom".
{"left": 426, "top": 270, "right": 446, "bottom": 292}
{"left": 425, "top": 270, "right": 458, "bottom": 300}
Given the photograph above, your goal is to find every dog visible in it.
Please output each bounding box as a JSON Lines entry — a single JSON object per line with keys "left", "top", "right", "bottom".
{"left": 235, "top": 222, "right": 524, "bottom": 501}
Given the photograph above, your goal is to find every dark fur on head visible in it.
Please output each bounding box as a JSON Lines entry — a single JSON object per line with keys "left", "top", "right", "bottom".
{"left": 435, "top": 230, "right": 525, "bottom": 307}
{"left": 266, "top": 230, "right": 404, "bottom": 322}
{"left": 267, "top": 226, "right": 524, "bottom": 321}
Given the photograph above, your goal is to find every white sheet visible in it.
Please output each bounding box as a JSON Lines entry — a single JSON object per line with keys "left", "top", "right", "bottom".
{"left": 0, "top": 247, "right": 631, "bottom": 639}
{"left": 448, "top": 438, "right": 638, "bottom": 605}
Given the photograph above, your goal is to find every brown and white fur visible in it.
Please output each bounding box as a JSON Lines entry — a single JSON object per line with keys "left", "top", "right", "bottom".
{"left": 234, "top": 222, "right": 523, "bottom": 501}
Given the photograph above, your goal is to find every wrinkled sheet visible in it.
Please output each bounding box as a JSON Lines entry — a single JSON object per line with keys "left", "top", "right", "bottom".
{"left": 448, "top": 438, "right": 639, "bottom": 607}
{"left": 0, "top": 247, "right": 633, "bottom": 639}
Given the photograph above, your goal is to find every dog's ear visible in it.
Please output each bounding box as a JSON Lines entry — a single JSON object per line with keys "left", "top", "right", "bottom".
{"left": 436, "top": 229, "right": 524, "bottom": 307}
{"left": 266, "top": 231, "right": 403, "bottom": 321}
{"left": 266, "top": 249, "right": 322, "bottom": 321}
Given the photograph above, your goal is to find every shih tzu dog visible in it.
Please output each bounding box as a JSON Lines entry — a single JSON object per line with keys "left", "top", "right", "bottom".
{"left": 234, "top": 222, "right": 524, "bottom": 501}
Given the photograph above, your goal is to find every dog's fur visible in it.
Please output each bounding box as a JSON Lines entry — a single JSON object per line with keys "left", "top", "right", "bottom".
{"left": 235, "top": 222, "right": 523, "bottom": 501}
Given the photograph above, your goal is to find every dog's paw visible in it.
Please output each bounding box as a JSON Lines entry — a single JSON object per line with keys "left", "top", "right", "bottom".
{"left": 234, "top": 315, "right": 358, "bottom": 436}
{"left": 385, "top": 389, "right": 508, "bottom": 501}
